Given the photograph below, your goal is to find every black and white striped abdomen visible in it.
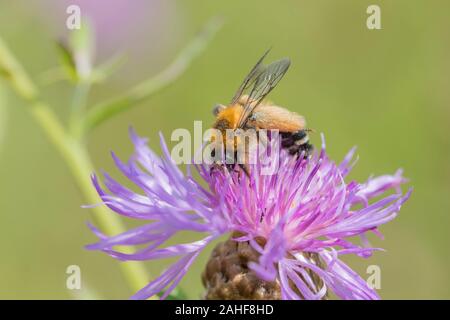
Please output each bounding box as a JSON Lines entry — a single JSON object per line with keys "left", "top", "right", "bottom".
{"left": 281, "top": 130, "right": 313, "bottom": 157}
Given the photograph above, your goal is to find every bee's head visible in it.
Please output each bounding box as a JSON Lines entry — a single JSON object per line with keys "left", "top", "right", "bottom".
{"left": 212, "top": 103, "right": 226, "bottom": 117}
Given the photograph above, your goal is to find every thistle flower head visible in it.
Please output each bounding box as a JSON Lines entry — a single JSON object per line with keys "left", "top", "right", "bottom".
{"left": 86, "top": 128, "right": 411, "bottom": 300}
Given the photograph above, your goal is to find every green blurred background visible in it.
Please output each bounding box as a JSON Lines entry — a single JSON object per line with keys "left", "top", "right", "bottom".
{"left": 0, "top": 0, "right": 449, "bottom": 299}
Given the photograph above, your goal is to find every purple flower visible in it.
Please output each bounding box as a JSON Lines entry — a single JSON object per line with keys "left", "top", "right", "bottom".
{"left": 86, "top": 128, "right": 411, "bottom": 300}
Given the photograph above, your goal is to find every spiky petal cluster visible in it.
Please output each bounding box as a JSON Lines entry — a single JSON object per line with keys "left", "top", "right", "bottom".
{"left": 86, "top": 128, "right": 410, "bottom": 300}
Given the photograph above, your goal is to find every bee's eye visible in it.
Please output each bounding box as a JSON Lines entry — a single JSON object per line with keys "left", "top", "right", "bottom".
{"left": 212, "top": 104, "right": 226, "bottom": 116}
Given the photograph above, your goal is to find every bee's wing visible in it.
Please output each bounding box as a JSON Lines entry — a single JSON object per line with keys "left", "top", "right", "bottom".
{"left": 230, "top": 49, "right": 270, "bottom": 105}
{"left": 237, "top": 58, "right": 291, "bottom": 129}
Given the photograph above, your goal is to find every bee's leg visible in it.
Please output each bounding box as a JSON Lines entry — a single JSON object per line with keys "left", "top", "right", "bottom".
{"left": 209, "top": 148, "right": 220, "bottom": 175}
{"left": 259, "top": 207, "right": 266, "bottom": 223}
{"left": 224, "top": 164, "right": 245, "bottom": 182}
{"left": 210, "top": 162, "right": 225, "bottom": 176}
{"left": 239, "top": 163, "right": 250, "bottom": 178}
{"left": 226, "top": 163, "right": 237, "bottom": 172}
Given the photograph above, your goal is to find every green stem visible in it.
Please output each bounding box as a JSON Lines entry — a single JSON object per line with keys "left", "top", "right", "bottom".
{"left": 69, "top": 81, "right": 91, "bottom": 136}
{"left": 0, "top": 37, "right": 151, "bottom": 297}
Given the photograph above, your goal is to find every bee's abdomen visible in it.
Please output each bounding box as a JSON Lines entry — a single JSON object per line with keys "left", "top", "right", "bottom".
{"left": 281, "top": 130, "right": 313, "bottom": 157}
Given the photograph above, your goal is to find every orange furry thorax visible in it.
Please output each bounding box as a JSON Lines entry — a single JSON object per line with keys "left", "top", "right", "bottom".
{"left": 215, "top": 104, "right": 243, "bottom": 130}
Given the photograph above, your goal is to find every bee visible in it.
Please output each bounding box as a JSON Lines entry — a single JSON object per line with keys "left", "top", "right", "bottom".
{"left": 211, "top": 49, "right": 313, "bottom": 175}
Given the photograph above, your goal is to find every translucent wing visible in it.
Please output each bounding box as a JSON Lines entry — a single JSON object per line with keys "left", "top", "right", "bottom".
{"left": 237, "top": 57, "right": 291, "bottom": 129}
{"left": 230, "top": 49, "right": 271, "bottom": 105}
